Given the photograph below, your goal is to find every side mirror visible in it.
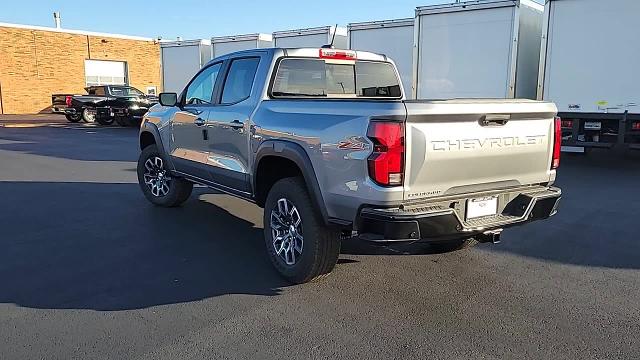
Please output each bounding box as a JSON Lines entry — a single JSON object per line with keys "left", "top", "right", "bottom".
{"left": 159, "top": 92, "right": 178, "bottom": 107}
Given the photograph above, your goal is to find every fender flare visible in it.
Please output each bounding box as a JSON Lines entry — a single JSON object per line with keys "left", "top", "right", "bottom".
{"left": 139, "top": 121, "right": 175, "bottom": 171}
{"left": 254, "top": 140, "right": 329, "bottom": 225}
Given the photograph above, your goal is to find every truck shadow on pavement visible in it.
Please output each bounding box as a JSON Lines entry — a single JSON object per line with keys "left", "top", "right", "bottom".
{"left": 0, "top": 182, "right": 289, "bottom": 311}
{"left": 1, "top": 152, "right": 640, "bottom": 313}
{"left": 347, "top": 151, "right": 640, "bottom": 270}
{"left": 486, "top": 151, "right": 640, "bottom": 270}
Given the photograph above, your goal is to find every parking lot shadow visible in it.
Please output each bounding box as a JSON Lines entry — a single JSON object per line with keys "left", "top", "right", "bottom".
{"left": 0, "top": 182, "right": 289, "bottom": 311}
{"left": 0, "top": 124, "right": 139, "bottom": 162}
{"left": 487, "top": 151, "right": 640, "bottom": 270}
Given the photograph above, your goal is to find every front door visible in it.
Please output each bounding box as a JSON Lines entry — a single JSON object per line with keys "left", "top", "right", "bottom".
{"left": 170, "top": 62, "right": 222, "bottom": 180}
{"left": 204, "top": 57, "right": 261, "bottom": 193}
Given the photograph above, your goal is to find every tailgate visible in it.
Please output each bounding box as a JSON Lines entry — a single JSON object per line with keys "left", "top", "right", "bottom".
{"left": 403, "top": 99, "right": 558, "bottom": 201}
{"left": 51, "top": 94, "right": 68, "bottom": 105}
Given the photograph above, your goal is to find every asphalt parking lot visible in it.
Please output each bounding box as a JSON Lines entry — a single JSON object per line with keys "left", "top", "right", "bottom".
{"left": 1, "top": 116, "right": 639, "bottom": 360}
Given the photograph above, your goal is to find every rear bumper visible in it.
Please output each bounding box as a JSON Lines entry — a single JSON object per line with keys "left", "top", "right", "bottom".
{"left": 357, "top": 186, "right": 561, "bottom": 243}
{"left": 108, "top": 107, "right": 148, "bottom": 120}
{"left": 52, "top": 106, "right": 68, "bottom": 113}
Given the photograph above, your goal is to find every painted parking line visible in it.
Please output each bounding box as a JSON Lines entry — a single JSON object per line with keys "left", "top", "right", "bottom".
{"left": 0, "top": 123, "right": 58, "bottom": 128}
{"left": 0, "top": 122, "right": 135, "bottom": 130}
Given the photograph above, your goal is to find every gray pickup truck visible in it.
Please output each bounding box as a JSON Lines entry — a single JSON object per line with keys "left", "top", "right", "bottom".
{"left": 137, "top": 47, "right": 562, "bottom": 283}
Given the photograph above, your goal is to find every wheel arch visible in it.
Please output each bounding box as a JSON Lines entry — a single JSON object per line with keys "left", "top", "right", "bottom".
{"left": 254, "top": 140, "right": 329, "bottom": 225}
{"left": 139, "top": 121, "right": 175, "bottom": 171}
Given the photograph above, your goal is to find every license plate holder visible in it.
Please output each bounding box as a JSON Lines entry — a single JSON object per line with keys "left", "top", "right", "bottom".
{"left": 466, "top": 197, "right": 498, "bottom": 220}
{"left": 584, "top": 121, "right": 602, "bottom": 130}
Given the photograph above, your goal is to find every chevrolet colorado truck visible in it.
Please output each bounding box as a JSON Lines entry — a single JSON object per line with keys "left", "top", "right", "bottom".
{"left": 136, "top": 47, "right": 562, "bottom": 283}
{"left": 59, "top": 85, "right": 157, "bottom": 126}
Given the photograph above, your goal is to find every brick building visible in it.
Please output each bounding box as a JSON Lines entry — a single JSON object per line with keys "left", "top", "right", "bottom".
{"left": 0, "top": 22, "right": 161, "bottom": 114}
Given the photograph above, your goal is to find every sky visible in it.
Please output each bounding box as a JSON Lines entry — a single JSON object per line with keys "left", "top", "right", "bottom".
{"left": 0, "top": 0, "right": 542, "bottom": 40}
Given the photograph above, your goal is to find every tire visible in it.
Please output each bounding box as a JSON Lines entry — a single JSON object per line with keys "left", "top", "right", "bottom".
{"left": 81, "top": 108, "right": 96, "bottom": 123}
{"left": 429, "top": 238, "right": 479, "bottom": 253}
{"left": 263, "top": 177, "right": 341, "bottom": 284}
{"left": 137, "top": 145, "right": 193, "bottom": 207}
{"left": 64, "top": 113, "right": 82, "bottom": 123}
{"left": 115, "top": 116, "right": 130, "bottom": 127}
{"left": 96, "top": 116, "right": 115, "bottom": 126}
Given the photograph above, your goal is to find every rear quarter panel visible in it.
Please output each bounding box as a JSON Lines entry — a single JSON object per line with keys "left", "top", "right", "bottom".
{"left": 252, "top": 100, "right": 406, "bottom": 222}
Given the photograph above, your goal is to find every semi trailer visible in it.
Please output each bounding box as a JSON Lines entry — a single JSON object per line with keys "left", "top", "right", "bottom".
{"left": 413, "top": 0, "right": 543, "bottom": 100}
{"left": 537, "top": 0, "right": 640, "bottom": 152}
{"left": 211, "top": 33, "right": 273, "bottom": 58}
{"left": 348, "top": 18, "right": 414, "bottom": 97}
{"left": 160, "top": 39, "right": 212, "bottom": 94}
{"left": 273, "top": 26, "right": 348, "bottom": 49}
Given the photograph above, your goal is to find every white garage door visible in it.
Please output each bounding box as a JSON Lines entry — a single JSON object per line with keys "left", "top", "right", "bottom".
{"left": 84, "top": 60, "right": 127, "bottom": 86}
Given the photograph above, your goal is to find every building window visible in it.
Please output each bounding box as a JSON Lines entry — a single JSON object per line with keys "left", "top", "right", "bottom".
{"left": 84, "top": 60, "right": 128, "bottom": 86}
{"left": 146, "top": 86, "right": 157, "bottom": 96}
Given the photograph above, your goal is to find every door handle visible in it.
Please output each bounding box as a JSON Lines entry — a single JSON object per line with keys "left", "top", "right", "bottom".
{"left": 229, "top": 120, "right": 244, "bottom": 129}
{"left": 194, "top": 117, "right": 206, "bottom": 126}
{"left": 480, "top": 114, "right": 510, "bottom": 127}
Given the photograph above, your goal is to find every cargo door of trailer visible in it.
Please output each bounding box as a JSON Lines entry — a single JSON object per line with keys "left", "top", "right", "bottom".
{"left": 349, "top": 20, "right": 414, "bottom": 97}
{"left": 161, "top": 44, "right": 208, "bottom": 94}
{"left": 538, "top": 0, "right": 640, "bottom": 150}
{"left": 415, "top": 2, "right": 518, "bottom": 99}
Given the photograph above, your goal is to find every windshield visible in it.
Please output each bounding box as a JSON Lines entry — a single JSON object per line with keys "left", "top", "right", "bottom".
{"left": 271, "top": 58, "right": 402, "bottom": 99}
{"left": 109, "top": 86, "right": 144, "bottom": 97}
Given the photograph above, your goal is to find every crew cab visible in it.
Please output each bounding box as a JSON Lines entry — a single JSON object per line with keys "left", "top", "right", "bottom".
{"left": 59, "top": 85, "right": 157, "bottom": 126}
{"left": 136, "top": 47, "right": 562, "bottom": 283}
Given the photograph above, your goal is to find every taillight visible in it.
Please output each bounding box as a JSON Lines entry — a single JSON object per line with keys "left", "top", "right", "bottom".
{"left": 367, "top": 121, "right": 404, "bottom": 186}
{"left": 65, "top": 95, "right": 72, "bottom": 107}
{"left": 318, "top": 48, "right": 357, "bottom": 60}
{"left": 552, "top": 116, "right": 561, "bottom": 170}
{"left": 632, "top": 122, "right": 640, "bottom": 131}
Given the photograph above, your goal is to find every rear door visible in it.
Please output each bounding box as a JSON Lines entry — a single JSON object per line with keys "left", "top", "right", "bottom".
{"left": 203, "top": 57, "right": 261, "bottom": 193}
{"left": 403, "top": 100, "right": 557, "bottom": 201}
{"left": 170, "top": 62, "right": 222, "bottom": 180}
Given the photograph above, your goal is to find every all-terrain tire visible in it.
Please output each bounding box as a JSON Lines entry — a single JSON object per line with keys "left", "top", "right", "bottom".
{"left": 263, "top": 177, "right": 341, "bottom": 284}
{"left": 81, "top": 108, "right": 96, "bottom": 123}
{"left": 96, "top": 116, "right": 115, "bottom": 126}
{"left": 137, "top": 145, "right": 193, "bottom": 207}
{"left": 65, "top": 113, "right": 82, "bottom": 123}
{"left": 115, "top": 116, "right": 133, "bottom": 127}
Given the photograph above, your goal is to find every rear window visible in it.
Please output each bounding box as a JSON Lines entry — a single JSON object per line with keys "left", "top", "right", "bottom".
{"left": 271, "top": 58, "right": 401, "bottom": 98}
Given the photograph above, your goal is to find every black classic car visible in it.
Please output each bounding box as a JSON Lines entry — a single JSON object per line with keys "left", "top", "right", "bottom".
{"left": 52, "top": 85, "right": 157, "bottom": 126}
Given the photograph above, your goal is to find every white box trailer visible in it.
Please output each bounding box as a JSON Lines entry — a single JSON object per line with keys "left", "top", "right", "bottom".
{"left": 413, "top": 0, "right": 543, "bottom": 100}
{"left": 348, "top": 18, "right": 414, "bottom": 97}
{"left": 211, "top": 33, "right": 273, "bottom": 58}
{"left": 161, "top": 39, "right": 212, "bottom": 93}
{"left": 538, "top": 0, "right": 640, "bottom": 151}
{"left": 273, "top": 26, "right": 348, "bottom": 49}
